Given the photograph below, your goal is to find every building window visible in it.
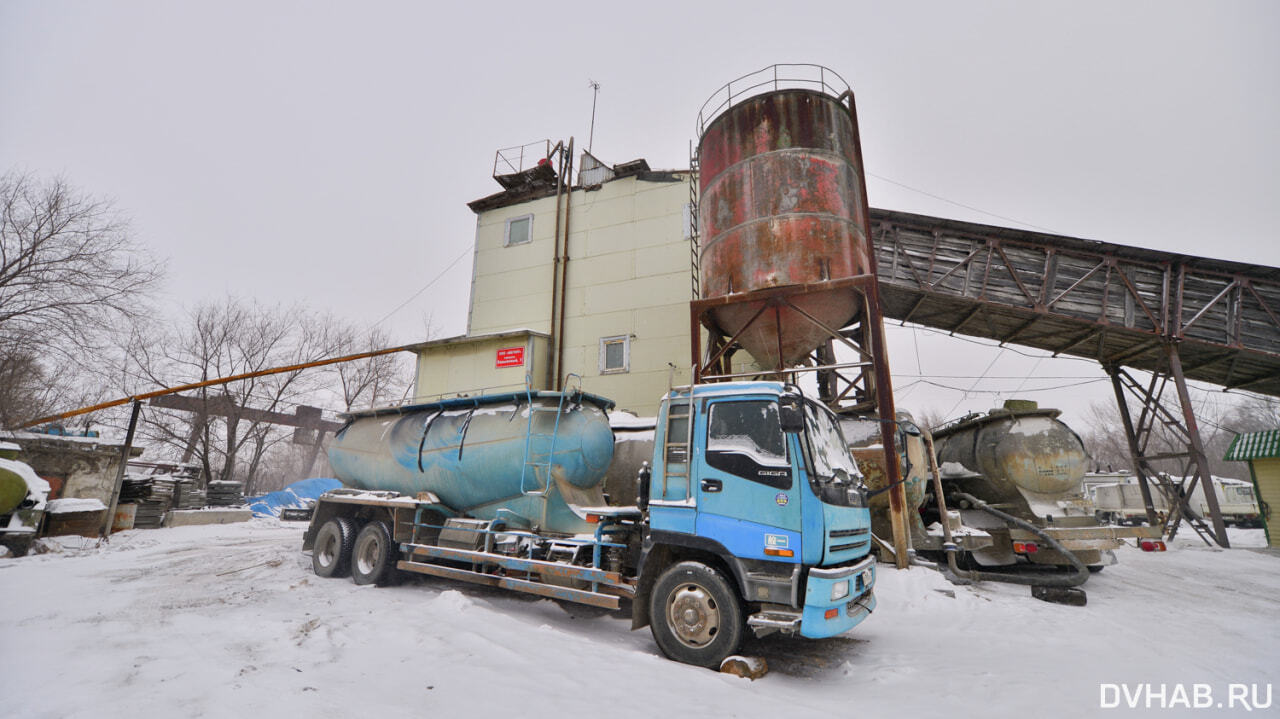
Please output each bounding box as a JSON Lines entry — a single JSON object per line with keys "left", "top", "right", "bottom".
{"left": 599, "top": 335, "right": 630, "bottom": 374}
{"left": 505, "top": 214, "right": 533, "bottom": 246}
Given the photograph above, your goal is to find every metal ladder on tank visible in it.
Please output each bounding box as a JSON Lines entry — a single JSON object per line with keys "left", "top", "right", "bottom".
{"left": 688, "top": 141, "right": 701, "bottom": 301}
{"left": 518, "top": 373, "right": 581, "bottom": 497}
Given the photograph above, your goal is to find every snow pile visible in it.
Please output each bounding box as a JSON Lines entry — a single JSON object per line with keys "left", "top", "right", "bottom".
{"left": 609, "top": 411, "right": 656, "bottom": 430}
{"left": 45, "top": 498, "right": 108, "bottom": 514}
{"left": 0, "top": 522, "right": 1275, "bottom": 718}
{"left": 0, "top": 456, "right": 50, "bottom": 506}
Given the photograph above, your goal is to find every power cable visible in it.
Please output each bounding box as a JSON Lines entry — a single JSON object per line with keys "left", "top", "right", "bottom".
{"left": 371, "top": 243, "right": 476, "bottom": 327}
{"left": 944, "top": 347, "right": 1006, "bottom": 417}
{"left": 867, "top": 171, "right": 1059, "bottom": 234}
{"left": 923, "top": 377, "right": 1108, "bottom": 394}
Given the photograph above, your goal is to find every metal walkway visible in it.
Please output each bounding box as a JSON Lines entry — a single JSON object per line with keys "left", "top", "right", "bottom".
{"left": 871, "top": 208, "right": 1280, "bottom": 396}
{"left": 868, "top": 207, "right": 1280, "bottom": 547}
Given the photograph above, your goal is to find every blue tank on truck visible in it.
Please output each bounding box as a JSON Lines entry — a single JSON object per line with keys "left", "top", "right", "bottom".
{"left": 327, "top": 390, "right": 615, "bottom": 535}
{"left": 303, "top": 381, "right": 876, "bottom": 669}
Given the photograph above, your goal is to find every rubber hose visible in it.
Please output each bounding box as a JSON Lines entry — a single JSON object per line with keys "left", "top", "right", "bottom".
{"left": 949, "top": 492, "right": 1090, "bottom": 588}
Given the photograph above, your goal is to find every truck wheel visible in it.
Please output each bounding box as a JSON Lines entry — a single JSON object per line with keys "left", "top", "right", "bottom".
{"left": 312, "top": 517, "right": 356, "bottom": 578}
{"left": 649, "top": 561, "right": 743, "bottom": 668}
{"left": 352, "top": 520, "right": 399, "bottom": 586}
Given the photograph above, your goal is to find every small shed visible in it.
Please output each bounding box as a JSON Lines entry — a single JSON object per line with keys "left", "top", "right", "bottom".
{"left": 1223, "top": 429, "right": 1280, "bottom": 548}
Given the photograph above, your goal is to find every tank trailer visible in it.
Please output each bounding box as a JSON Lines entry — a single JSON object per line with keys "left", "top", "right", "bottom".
{"left": 919, "top": 402, "right": 1167, "bottom": 573}
{"left": 849, "top": 401, "right": 1168, "bottom": 590}
{"left": 303, "top": 382, "right": 876, "bottom": 668}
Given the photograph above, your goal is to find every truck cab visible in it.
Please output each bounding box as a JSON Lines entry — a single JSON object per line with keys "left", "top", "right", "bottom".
{"left": 635, "top": 381, "right": 876, "bottom": 666}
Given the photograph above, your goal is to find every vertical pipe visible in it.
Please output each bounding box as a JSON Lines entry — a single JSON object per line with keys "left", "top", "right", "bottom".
{"left": 845, "top": 91, "right": 909, "bottom": 568}
{"left": 546, "top": 142, "right": 566, "bottom": 390}
{"left": 554, "top": 138, "right": 575, "bottom": 391}
{"left": 101, "top": 400, "right": 142, "bottom": 539}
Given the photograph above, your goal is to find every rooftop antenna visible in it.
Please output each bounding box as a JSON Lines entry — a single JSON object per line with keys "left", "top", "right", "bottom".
{"left": 587, "top": 79, "right": 601, "bottom": 153}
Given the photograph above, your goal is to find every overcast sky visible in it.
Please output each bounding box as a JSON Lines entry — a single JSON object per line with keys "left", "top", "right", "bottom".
{"left": 3, "top": 1, "right": 1277, "bottom": 430}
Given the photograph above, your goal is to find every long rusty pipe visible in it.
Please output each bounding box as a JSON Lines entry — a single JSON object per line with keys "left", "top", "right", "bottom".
{"left": 546, "top": 140, "right": 566, "bottom": 390}
{"left": 554, "top": 137, "right": 574, "bottom": 390}
{"left": 843, "top": 89, "right": 909, "bottom": 569}
{"left": 17, "top": 344, "right": 418, "bottom": 429}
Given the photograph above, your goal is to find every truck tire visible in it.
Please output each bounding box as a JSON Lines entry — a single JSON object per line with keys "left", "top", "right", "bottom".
{"left": 312, "top": 517, "right": 356, "bottom": 578}
{"left": 351, "top": 520, "right": 399, "bottom": 586}
{"left": 649, "top": 561, "right": 743, "bottom": 668}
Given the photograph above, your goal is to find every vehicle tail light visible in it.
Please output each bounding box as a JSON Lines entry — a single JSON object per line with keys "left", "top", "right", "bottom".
{"left": 1013, "top": 542, "right": 1038, "bottom": 554}
{"left": 824, "top": 608, "right": 839, "bottom": 619}
{"left": 1140, "top": 540, "right": 1167, "bottom": 552}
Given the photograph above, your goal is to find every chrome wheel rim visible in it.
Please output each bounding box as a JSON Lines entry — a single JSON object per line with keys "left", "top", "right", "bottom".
{"left": 317, "top": 533, "right": 337, "bottom": 568}
{"left": 667, "top": 583, "right": 719, "bottom": 648}
{"left": 356, "top": 534, "right": 380, "bottom": 575}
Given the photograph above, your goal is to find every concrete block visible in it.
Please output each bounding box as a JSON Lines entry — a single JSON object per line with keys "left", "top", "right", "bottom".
{"left": 163, "top": 509, "right": 253, "bottom": 528}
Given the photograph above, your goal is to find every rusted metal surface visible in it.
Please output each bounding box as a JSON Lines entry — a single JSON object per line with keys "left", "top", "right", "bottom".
{"left": 698, "top": 89, "right": 872, "bottom": 368}
{"left": 689, "top": 68, "right": 906, "bottom": 566}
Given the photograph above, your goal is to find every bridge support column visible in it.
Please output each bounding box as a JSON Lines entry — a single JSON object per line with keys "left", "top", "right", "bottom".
{"left": 1105, "top": 344, "right": 1230, "bottom": 548}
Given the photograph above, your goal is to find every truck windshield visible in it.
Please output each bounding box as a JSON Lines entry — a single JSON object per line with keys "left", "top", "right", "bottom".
{"left": 803, "top": 401, "right": 862, "bottom": 483}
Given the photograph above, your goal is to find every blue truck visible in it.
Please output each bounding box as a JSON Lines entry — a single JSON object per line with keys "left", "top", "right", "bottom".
{"left": 303, "top": 380, "right": 875, "bottom": 668}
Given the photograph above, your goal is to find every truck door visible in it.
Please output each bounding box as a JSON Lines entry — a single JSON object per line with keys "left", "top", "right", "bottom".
{"left": 695, "top": 398, "right": 803, "bottom": 559}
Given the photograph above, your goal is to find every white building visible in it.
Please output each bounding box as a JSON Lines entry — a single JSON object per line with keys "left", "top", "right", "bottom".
{"left": 412, "top": 150, "right": 697, "bottom": 415}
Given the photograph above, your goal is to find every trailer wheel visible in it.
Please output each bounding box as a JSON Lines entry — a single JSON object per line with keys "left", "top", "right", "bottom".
{"left": 312, "top": 517, "right": 356, "bottom": 578}
{"left": 649, "top": 561, "right": 743, "bottom": 668}
{"left": 351, "top": 520, "right": 399, "bottom": 586}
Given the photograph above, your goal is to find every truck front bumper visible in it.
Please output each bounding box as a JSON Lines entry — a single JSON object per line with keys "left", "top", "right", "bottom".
{"left": 798, "top": 554, "right": 877, "bottom": 639}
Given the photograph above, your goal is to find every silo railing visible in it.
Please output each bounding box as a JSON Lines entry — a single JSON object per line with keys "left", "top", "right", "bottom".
{"left": 696, "top": 63, "right": 852, "bottom": 137}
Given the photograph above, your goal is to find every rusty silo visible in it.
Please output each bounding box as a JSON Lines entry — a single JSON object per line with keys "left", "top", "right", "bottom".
{"left": 696, "top": 79, "right": 873, "bottom": 369}
{"left": 690, "top": 66, "right": 894, "bottom": 408}
{"left": 690, "top": 66, "right": 908, "bottom": 565}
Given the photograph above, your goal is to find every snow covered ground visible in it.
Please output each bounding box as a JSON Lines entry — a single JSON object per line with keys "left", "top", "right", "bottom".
{"left": 2, "top": 522, "right": 1276, "bottom": 718}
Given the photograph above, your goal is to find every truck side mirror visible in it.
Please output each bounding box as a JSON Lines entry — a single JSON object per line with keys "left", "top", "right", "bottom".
{"left": 779, "top": 395, "right": 805, "bottom": 434}
{"left": 636, "top": 462, "right": 651, "bottom": 511}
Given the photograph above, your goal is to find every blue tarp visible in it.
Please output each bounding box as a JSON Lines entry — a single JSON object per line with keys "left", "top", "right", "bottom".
{"left": 245, "top": 477, "right": 343, "bottom": 517}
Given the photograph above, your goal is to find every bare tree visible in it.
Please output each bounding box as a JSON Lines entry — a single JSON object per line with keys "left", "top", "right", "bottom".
{"left": 1078, "top": 391, "right": 1265, "bottom": 480}
{"left": 330, "top": 325, "right": 413, "bottom": 411}
{"left": 127, "top": 298, "right": 341, "bottom": 494}
{"left": 0, "top": 171, "right": 162, "bottom": 425}
{"left": 124, "top": 299, "right": 415, "bottom": 495}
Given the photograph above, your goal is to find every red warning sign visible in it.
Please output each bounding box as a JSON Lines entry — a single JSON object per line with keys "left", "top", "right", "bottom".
{"left": 495, "top": 346, "right": 525, "bottom": 368}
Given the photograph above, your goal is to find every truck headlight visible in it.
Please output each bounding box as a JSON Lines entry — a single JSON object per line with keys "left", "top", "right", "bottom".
{"left": 831, "top": 580, "right": 850, "bottom": 601}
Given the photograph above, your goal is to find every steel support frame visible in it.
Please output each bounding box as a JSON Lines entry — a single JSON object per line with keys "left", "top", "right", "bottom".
{"left": 871, "top": 214, "right": 1254, "bottom": 548}
{"left": 1105, "top": 344, "right": 1230, "bottom": 547}
{"left": 689, "top": 273, "right": 908, "bottom": 566}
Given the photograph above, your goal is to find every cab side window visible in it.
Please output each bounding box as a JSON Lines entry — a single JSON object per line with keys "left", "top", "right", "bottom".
{"left": 705, "top": 400, "right": 791, "bottom": 489}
